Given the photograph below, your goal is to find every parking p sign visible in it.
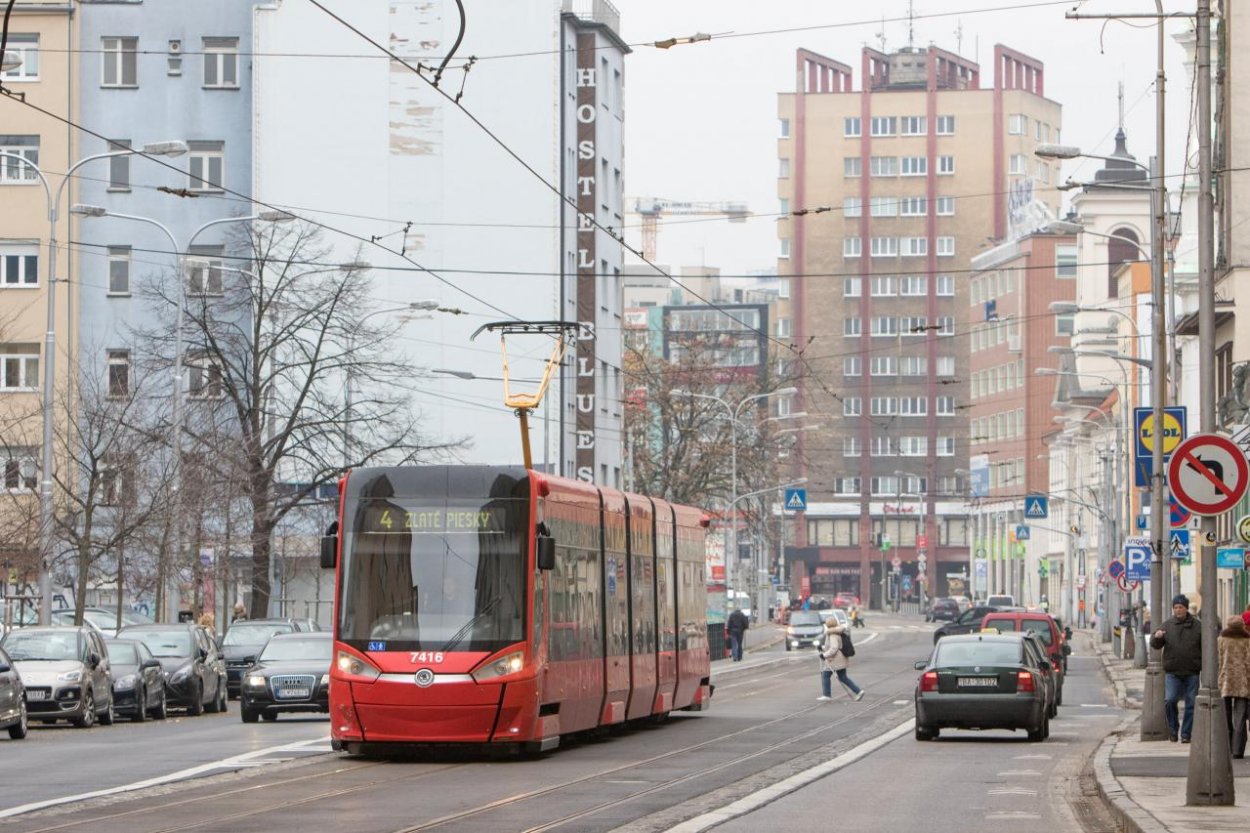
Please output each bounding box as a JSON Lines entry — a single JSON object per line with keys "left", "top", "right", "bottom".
{"left": 1123, "top": 537, "right": 1152, "bottom": 582}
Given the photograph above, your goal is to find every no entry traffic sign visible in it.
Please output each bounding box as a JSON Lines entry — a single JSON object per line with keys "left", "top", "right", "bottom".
{"left": 1167, "top": 433, "right": 1250, "bottom": 516}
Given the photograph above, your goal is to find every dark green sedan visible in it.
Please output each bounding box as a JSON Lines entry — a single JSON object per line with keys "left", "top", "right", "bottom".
{"left": 913, "top": 632, "right": 1052, "bottom": 742}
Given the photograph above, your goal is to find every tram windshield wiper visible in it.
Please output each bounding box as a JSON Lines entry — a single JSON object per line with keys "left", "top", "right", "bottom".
{"left": 439, "top": 596, "right": 500, "bottom": 652}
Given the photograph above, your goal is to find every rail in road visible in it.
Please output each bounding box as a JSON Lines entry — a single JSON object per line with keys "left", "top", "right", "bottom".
{"left": 0, "top": 624, "right": 1123, "bottom": 833}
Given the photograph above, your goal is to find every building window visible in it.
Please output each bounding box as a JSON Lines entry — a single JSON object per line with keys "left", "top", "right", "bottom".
{"left": 187, "top": 354, "right": 223, "bottom": 399}
{"left": 1056, "top": 245, "right": 1078, "bottom": 278}
{"left": 1, "top": 245, "right": 38, "bottom": 286}
{"left": 937, "top": 236, "right": 955, "bottom": 257}
{"left": 900, "top": 196, "right": 927, "bottom": 216}
{"left": 843, "top": 318, "right": 861, "bottom": 337}
{"left": 1056, "top": 314, "right": 1075, "bottom": 336}
{"left": 843, "top": 397, "right": 861, "bottom": 417}
{"left": 779, "top": 118, "right": 790, "bottom": 138}
{"left": 1009, "top": 154, "right": 1028, "bottom": 175}
{"left": 899, "top": 397, "right": 928, "bottom": 416}
{"left": 936, "top": 436, "right": 955, "bottom": 456}
{"left": 779, "top": 197, "right": 790, "bottom": 216}
{"left": 899, "top": 436, "right": 927, "bottom": 456}
{"left": 871, "top": 276, "right": 896, "bottom": 296}
{"left": 107, "top": 350, "right": 130, "bottom": 397}
{"left": 937, "top": 155, "right": 955, "bottom": 175}
{"left": 835, "top": 477, "right": 861, "bottom": 495}
{"left": 870, "top": 196, "right": 898, "bottom": 217}
{"left": 102, "top": 37, "right": 138, "bottom": 87}
{"left": 843, "top": 277, "right": 861, "bottom": 297}
{"left": 1008, "top": 114, "right": 1027, "bottom": 135}
{"left": 936, "top": 316, "right": 955, "bottom": 335}
{"left": 843, "top": 437, "right": 861, "bottom": 456}
{"left": 107, "top": 246, "right": 131, "bottom": 295}
{"left": 901, "top": 156, "right": 927, "bottom": 176}
{"left": 202, "top": 37, "right": 240, "bottom": 89}
{"left": 936, "top": 115, "right": 955, "bottom": 135}
{"left": 900, "top": 275, "right": 927, "bottom": 296}
{"left": 2, "top": 447, "right": 36, "bottom": 491}
{"left": 843, "top": 237, "right": 862, "bottom": 258}
{"left": 936, "top": 274, "right": 954, "bottom": 296}
{"left": 776, "top": 317, "right": 791, "bottom": 337}
{"left": 779, "top": 158, "right": 790, "bottom": 179}
{"left": 844, "top": 157, "right": 862, "bottom": 177}
{"left": 844, "top": 117, "right": 861, "bottom": 137}
{"left": 1036, "top": 161, "right": 1050, "bottom": 183}
{"left": 870, "top": 397, "right": 897, "bottom": 416}
{"left": 0, "top": 135, "right": 39, "bottom": 184}
{"left": 107, "top": 139, "right": 131, "bottom": 190}
{"left": 168, "top": 40, "right": 183, "bottom": 76}
{"left": 778, "top": 278, "right": 790, "bottom": 299}
{"left": 900, "top": 116, "right": 926, "bottom": 135}
{"left": 187, "top": 245, "right": 225, "bottom": 294}
{"left": 0, "top": 344, "right": 39, "bottom": 390}
{"left": 870, "top": 437, "right": 894, "bottom": 457}
{"left": 870, "top": 156, "right": 898, "bottom": 177}
{"left": 870, "top": 116, "right": 897, "bottom": 137}
{"left": 901, "top": 356, "right": 925, "bottom": 376}
{"left": 843, "top": 197, "right": 862, "bottom": 218}
{"left": 870, "top": 237, "right": 898, "bottom": 257}
{"left": 936, "top": 396, "right": 955, "bottom": 415}
{"left": 871, "top": 316, "right": 898, "bottom": 337}
{"left": 870, "top": 477, "right": 899, "bottom": 496}
{"left": 900, "top": 315, "right": 927, "bottom": 335}
{"left": 187, "top": 141, "right": 225, "bottom": 192}
{"left": 0, "top": 33, "right": 38, "bottom": 81}
{"left": 779, "top": 237, "right": 791, "bottom": 259}
{"left": 901, "top": 237, "right": 927, "bottom": 257}
{"left": 935, "top": 196, "right": 955, "bottom": 216}
{"left": 843, "top": 356, "right": 862, "bottom": 377}
{"left": 936, "top": 356, "right": 955, "bottom": 376}
{"left": 870, "top": 356, "right": 896, "bottom": 376}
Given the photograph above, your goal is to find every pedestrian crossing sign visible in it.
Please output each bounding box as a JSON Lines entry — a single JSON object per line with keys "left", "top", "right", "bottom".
{"left": 1023, "top": 494, "right": 1049, "bottom": 519}
{"left": 784, "top": 488, "right": 807, "bottom": 511}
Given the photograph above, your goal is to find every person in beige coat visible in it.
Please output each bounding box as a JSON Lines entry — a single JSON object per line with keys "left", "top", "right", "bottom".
{"left": 1218, "top": 614, "right": 1250, "bottom": 759}
{"left": 817, "top": 618, "right": 865, "bottom": 702}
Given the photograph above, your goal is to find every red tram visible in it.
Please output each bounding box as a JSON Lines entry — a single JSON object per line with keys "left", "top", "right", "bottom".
{"left": 319, "top": 466, "right": 712, "bottom": 754}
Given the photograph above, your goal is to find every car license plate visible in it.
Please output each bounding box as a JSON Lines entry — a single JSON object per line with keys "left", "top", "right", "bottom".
{"left": 957, "top": 677, "right": 997, "bottom": 688}
{"left": 26, "top": 689, "right": 48, "bottom": 701}
{"left": 277, "top": 687, "right": 310, "bottom": 699}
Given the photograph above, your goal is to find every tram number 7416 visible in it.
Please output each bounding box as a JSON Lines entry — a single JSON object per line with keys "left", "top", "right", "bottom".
{"left": 411, "top": 652, "right": 446, "bottom": 664}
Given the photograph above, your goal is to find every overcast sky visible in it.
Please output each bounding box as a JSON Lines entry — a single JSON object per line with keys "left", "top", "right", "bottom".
{"left": 613, "top": 0, "right": 1196, "bottom": 277}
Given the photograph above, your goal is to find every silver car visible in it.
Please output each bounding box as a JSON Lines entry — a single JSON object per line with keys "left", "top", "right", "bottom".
{"left": 0, "top": 627, "right": 115, "bottom": 727}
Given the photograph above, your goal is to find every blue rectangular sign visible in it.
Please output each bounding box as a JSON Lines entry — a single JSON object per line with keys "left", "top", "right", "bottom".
{"left": 1134, "top": 406, "right": 1187, "bottom": 461}
{"left": 1217, "top": 547, "right": 1247, "bottom": 570}
{"left": 1170, "top": 529, "right": 1190, "bottom": 561}
{"left": 1015, "top": 525, "right": 1030, "bottom": 540}
{"left": 784, "top": 488, "right": 807, "bottom": 511}
{"left": 1023, "top": 494, "right": 1048, "bottom": 520}
{"left": 1123, "top": 539, "right": 1152, "bottom": 582}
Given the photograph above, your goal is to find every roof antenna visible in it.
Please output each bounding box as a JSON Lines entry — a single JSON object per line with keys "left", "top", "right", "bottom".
{"left": 875, "top": 14, "right": 887, "bottom": 53}
{"left": 1117, "top": 79, "right": 1125, "bottom": 131}
{"left": 955, "top": 20, "right": 964, "bottom": 55}
{"left": 908, "top": 0, "right": 916, "bottom": 49}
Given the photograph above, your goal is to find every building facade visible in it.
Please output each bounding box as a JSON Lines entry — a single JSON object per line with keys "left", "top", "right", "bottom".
{"left": 776, "top": 44, "right": 1062, "bottom": 607}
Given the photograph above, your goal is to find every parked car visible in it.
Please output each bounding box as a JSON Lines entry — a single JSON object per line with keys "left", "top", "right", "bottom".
{"left": 239, "top": 632, "right": 333, "bottom": 723}
{"left": 950, "top": 596, "right": 973, "bottom": 613}
{"left": 50, "top": 607, "right": 154, "bottom": 638}
{"left": 832, "top": 592, "right": 860, "bottom": 610}
{"left": 913, "top": 632, "right": 1052, "bottom": 742}
{"left": 925, "top": 597, "right": 960, "bottom": 623}
{"left": 106, "top": 638, "right": 168, "bottom": 722}
{"left": 986, "top": 594, "right": 1017, "bottom": 607}
{"left": 117, "top": 624, "right": 227, "bottom": 715}
{"left": 981, "top": 610, "right": 1070, "bottom": 705}
{"left": 0, "top": 646, "right": 28, "bottom": 740}
{"left": 784, "top": 610, "right": 825, "bottom": 652}
{"left": 0, "top": 626, "right": 114, "bottom": 727}
{"left": 933, "top": 605, "right": 1022, "bottom": 643}
{"left": 220, "top": 620, "right": 302, "bottom": 698}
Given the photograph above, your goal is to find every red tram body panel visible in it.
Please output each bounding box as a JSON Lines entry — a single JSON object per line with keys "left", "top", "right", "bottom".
{"left": 323, "top": 465, "right": 711, "bottom": 754}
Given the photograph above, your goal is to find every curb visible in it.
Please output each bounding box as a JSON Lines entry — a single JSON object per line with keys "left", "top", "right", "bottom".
{"left": 1091, "top": 715, "right": 1172, "bottom": 833}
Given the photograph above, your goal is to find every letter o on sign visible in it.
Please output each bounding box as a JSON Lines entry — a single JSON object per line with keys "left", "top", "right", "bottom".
{"left": 577, "top": 104, "right": 596, "bottom": 123}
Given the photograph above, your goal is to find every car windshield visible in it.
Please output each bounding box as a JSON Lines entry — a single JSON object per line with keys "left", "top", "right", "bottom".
{"left": 936, "top": 641, "right": 1022, "bottom": 666}
{"left": 984, "top": 619, "right": 1018, "bottom": 632}
{"left": 1, "top": 630, "right": 79, "bottom": 661}
{"left": 1021, "top": 619, "right": 1054, "bottom": 645}
{"left": 790, "top": 612, "right": 822, "bottom": 626}
{"left": 106, "top": 642, "right": 138, "bottom": 665}
{"left": 131, "top": 630, "right": 192, "bottom": 658}
{"left": 260, "top": 637, "right": 333, "bottom": 662}
{"left": 223, "top": 624, "right": 294, "bottom": 647}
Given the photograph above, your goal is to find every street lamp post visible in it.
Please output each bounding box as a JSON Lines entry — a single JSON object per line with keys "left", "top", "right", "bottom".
{"left": 0, "top": 141, "right": 187, "bottom": 624}
{"left": 672, "top": 387, "right": 797, "bottom": 607}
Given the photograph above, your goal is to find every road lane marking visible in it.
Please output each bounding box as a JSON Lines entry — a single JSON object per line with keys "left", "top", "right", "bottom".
{"left": 0, "top": 733, "right": 331, "bottom": 819}
{"left": 1013, "top": 754, "right": 1052, "bottom": 760}
{"left": 988, "top": 787, "right": 1038, "bottom": 796}
{"left": 996, "top": 770, "right": 1041, "bottom": 777}
{"left": 986, "top": 811, "right": 1042, "bottom": 819}
{"left": 667, "top": 718, "right": 914, "bottom": 833}
{"left": 892, "top": 700, "right": 909, "bottom": 705}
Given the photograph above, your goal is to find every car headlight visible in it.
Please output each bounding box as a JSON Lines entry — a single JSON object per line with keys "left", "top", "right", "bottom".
{"left": 58, "top": 669, "right": 83, "bottom": 683}
{"left": 114, "top": 674, "right": 137, "bottom": 690}
{"left": 170, "top": 665, "right": 193, "bottom": 683}
{"left": 320, "top": 673, "right": 330, "bottom": 688}
{"left": 470, "top": 650, "right": 524, "bottom": 682}
{"left": 245, "top": 675, "right": 267, "bottom": 689}
{"left": 336, "top": 650, "right": 381, "bottom": 682}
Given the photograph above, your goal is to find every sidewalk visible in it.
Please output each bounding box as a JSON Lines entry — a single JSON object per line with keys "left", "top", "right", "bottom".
{"left": 1090, "top": 631, "right": 1250, "bottom": 832}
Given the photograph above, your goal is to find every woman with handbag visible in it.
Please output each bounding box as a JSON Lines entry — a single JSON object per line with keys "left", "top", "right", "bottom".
{"left": 817, "top": 617, "right": 866, "bottom": 702}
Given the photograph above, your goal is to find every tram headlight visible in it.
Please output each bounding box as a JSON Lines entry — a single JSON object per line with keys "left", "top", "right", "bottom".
{"left": 336, "top": 650, "right": 381, "bottom": 682}
{"left": 471, "top": 650, "right": 525, "bottom": 682}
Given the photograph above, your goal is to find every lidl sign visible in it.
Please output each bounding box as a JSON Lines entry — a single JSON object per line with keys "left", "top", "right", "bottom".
{"left": 1135, "top": 406, "right": 1187, "bottom": 461}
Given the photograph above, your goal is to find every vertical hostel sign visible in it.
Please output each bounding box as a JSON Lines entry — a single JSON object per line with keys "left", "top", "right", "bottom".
{"left": 575, "top": 33, "right": 598, "bottom": 483}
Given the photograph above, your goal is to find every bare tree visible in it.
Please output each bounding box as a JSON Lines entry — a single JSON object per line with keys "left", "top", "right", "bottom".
{"left": 136, "top": 220, "right": 460, "bottom": 618}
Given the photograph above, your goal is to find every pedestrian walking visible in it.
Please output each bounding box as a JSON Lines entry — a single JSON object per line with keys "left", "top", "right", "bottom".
{"left": 816, "top": 617, "right": 865, "bottom": 702}
{"left": 726, "top": 605, "right": 749, "bottom": 662}
{"left": 1150, "top": 594, "right": 1202, "bottom": 743}
{"left": 232, "top": 602, "right": 248, "bottom": 624}
{"left": 1218, "top": 614, "right": 1250, "bottom": 759}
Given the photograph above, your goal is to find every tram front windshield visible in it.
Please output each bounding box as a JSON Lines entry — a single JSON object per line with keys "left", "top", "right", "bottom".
{"left": 338, "top": 486, "right": 529, "bottom": 654}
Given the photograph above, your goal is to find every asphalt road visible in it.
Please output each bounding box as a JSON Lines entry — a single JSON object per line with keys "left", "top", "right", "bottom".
{"left": 0, "top": 619, "right": 1122, "bottom": 833}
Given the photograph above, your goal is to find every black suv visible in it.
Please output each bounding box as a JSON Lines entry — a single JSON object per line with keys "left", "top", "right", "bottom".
{"left": 925, "top": 597, "right": 960, "bottom": 623}
{"left": 117, "top": 624, "right": 227, "bottom": 715}
{"left": 933, "top": 605, "right": 1022, "bottom": 643}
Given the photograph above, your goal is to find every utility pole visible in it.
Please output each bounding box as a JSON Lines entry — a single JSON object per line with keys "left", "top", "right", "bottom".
{"left": 1186, "top": 0, "right": 1235, "bottom": 805}
{"left": 1100, "top": 451, "right": 1114, "bottom": 644}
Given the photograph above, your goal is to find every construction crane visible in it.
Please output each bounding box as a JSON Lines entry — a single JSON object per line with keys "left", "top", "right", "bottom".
{"left": 629, "top": 197, "right": 751, "bottom": 262}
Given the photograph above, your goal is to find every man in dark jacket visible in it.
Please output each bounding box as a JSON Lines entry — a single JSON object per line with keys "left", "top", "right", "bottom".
{"left": 1150, "top": 594, "right": 1203, "bottom": 742}
{"left": 727, "top": 606, "right": 749, "bottom": 662}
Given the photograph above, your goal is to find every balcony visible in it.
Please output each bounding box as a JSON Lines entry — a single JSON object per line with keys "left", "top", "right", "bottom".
{"left": 563, "top": 0, "right": 620, "bottom": 33}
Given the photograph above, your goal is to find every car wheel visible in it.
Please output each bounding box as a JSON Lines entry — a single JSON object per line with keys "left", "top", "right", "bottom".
{"left": 73, "top": 690, "right": 96, "bottom": 728}
{"left": 262, "top": 712, "right": 278, "bottom": 722}
{"left": 207, "top": 680, "right": 226, "bottom": 714}
{"left": 784, "top": 642, "right": 792, "bottom": 652}
{"left": 99, "top": 697, "right": 115, "bottom": 726}
{"left": 915, "top": 723, "right": 938, "bottom": 741}
{"left": 7, "top": 697, "right": 28, "bottom": 740}
{"left": 132, "top": 687, "right": 148, "bottom": 723}
{"left": 1028, "top": 714, "right": 1048, "bottom": 742}
{"left": 152, "top": 689, "right": 169, "bottom": 721}
{"left": 187, "top": 682, "right": 205, "bottom": 716}
{"left": 241, "top": 707, "right": 260, "bottom": 724}
{"left": 217, "top": 682, "right": 228, "bottom": 714}
{"left": 1055, "top": 683, "right": 1063, "bottom": 707}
